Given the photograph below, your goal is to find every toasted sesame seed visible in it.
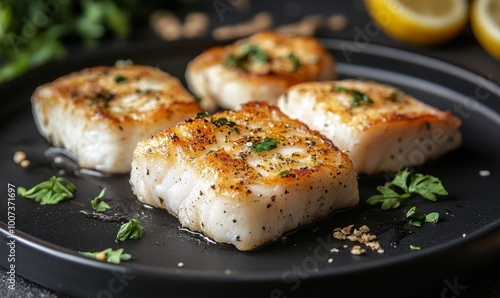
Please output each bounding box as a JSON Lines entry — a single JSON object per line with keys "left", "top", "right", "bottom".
{"left": 177, "top": 262, "right": 184, "bottom": 268}
{"left": 13, "top": 151, "right": 26, "bottom": 164}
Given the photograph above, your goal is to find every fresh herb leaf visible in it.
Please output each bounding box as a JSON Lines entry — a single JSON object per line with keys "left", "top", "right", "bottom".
{"left": 250, "top": 137, "right": 279, "bottom": 153}
{"left": 408, "top": 174, "right": 448, "bottom": 202}
{"left": 425, "top": 212, "right": 440, "bottom": 224}
{"left": 195, "top": 111, "right": 210, "bottom": 119}
{"left": 193, "top": 95, "right": 202, "bottom": 103}
{"left": 240, "top": 44, "right": 268, "bottom": 64}
{"left": 91, "top": 188, "right": 110, "bottom": 212}
{"left": 409, "top": 245, "right": 421, "bottom": 251}
{"left": 116, "top": 217, "right": 144, "bottom": 241}
{"left": 405, "top": 206, "right": 439, "bottom": 227}
{"left": 287, "top": 53, "right": 301, "bottom": 71}
{"left": 390, "top": 90, "right": 398, "bottom": 101}
{"left": 224, "top": 44, "right": 269, "bottom": 72}
{"left": 18, "top": 176, "right": 76, "bottom": 205}
{"left": 279, "top": 170, "right": 290, "bottom": 177}
{"left": 114, "top": 75, "right": 127, "bottom": 83}
{"left": 224, "top": 54, "right": 245, "bottom": 71}
{"left": 366, "top": 169, "right": 447, "bottom": 210}
{"left": 80, "top": 248, "right": 132, "bottom": 264}
{"left": 333, "top": 85, "right": 373, "bottom": 107}
{"left": 213, "top": 117, "right": 239, "bottom": 133}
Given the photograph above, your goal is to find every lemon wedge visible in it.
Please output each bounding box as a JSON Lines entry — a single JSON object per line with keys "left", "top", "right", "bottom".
{"left": 364, "top": 0, "right": 468, "bottom": 46}
{"left": 471, "top": 0, "right": 500, "bottom": 60}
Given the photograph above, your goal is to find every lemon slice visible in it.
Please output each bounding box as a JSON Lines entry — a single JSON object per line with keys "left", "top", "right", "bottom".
{"left": 364, "top": 0, "right": 468, "bottom": 46}
{"left": 471, "top": 0, "right": 500, "bottom": 60}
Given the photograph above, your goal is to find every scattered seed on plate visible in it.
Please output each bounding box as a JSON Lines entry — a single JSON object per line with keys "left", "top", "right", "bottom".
{"left": 177, "top": 262, "right": 184, "bottom": 268}
{"left": 479, "top": 170, "right": 490, "bottom": 177}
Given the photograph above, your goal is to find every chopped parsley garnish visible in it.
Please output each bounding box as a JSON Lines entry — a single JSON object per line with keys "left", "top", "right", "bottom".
{"left": 390, "top": 90, "right": 398, "bottom": 101}
{"left": 409, "top": 245, "right": 421, "bottom": 251}
{"left": 114, "top": 75, "right": 127, "bottom": 83}
{"left": 195, "top": 111, "right": 210, "bottom": 119}
{"left": 213, "top": 117, "right": 239, "bottom": 133}
{"left": 18, "top": 176, "right": 76, "bottom": 205}
{"left": 287, "top": 53, "right": 301, "bottom": 71}
{"left": 80, "top": 248, "right": 132, "bottom": 264}
{"left": 92, "top": 90, "right": 115, "bottom": 101}
{"left": 279, "top": 170, "right": 290, "bottom": 177}
{"left": 224, "top": 44, "right": 269, "bottom": 72}
{"left": 195, "top": 112, "right": 239, "bottom": 133}
{"left": 366, "top": 168, "right": 448, "bottom": 210}
{"left": 193, "top": 95, "right": 202, "bottom": 103}
{"left": 91, "top": 188, "right": 110, "bottom": 212}
{"left": 116, "top": 217, "right": 144, "bottom": 241}
{"left": 250, "top": 137, "right": 279, "bottom": 153}
{"left": 406, "top": 206, "right": 440, "bottom": 227}
{"left": 333, "top": 85, "right": 373, "bottom": 107}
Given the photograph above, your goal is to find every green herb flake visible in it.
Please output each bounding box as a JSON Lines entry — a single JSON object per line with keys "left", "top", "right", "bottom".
{"left": 224, "top": 44, "right": 269, "bottom": 72}
{"left": 91, "top": 188, "right": 110, "bottom": 212}
{"left": 250, "top": 137, "right": 279, "bottom": 153}
{"left": 425, "top": 212, "right": 440, "bottom": 224}
{"left": 287, "top": 53, "right": 301, "bottom": 71}
{"left": 366, "top": 168, "right": 448, "bottom": 210}
{"left": 409, "top": 245, "right": 421, "bottom": 251}
{"left": 18, "top": 176, "right": 76, "bottom": 205}
{"left": 195, "top": 111, "right": 210, "bottom": 119}
{"left": 409, "top": 219, "right": 422, "bottom": 227}
{"left": 213, "top": 117, "right": 239, "bottom": 133}
{"left": 390, "top": 90, "right": 398, "bottom": 101}
{"left": 193, "top": 95, "right": 202, "bottom": 103}
{"left": 224, "top": 54, "right": 245, "bottom": 71}
{"left": 114, "top": 75, "right": 127, "bottom": 83}
{"left": 80, "top": 248, "right": 132, "bottom": 264}
{"left": 116, "top": 217, "right": 144, "bottom": 241}
{"left": 333, "top": 85, "right": 373, "bottom": 107}
{"left": 279, "top": 170, "right": 290, "bottom": 177}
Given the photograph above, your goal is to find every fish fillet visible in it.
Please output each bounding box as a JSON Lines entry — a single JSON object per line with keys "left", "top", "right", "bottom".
{"left": 32, "top": 64, "right": 202, "bottom": 173}
{"left": 186, "top": 31, "right": 335, "bottom": 112}
{"left": 277, "top": 80, "right": 462, "bottom": 174}
{"left": 130, "top": 102, "right": 359, "bottom": 251}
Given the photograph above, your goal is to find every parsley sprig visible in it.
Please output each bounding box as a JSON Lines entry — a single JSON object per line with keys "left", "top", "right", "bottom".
{"left": 80, "top": 248, "right": 132, "bottom": 264}
{"left": 366, "top": 168, "right": 448, "bottom": 210}
{"left": 224, "top": 44, "right": 269, "bottom": 72}
{"left": 333, "top": 85, "right": 373, "bottom": 107}
{"left": 287, "top": 53, "right": 301, "bottom": 71}
{"left": 91, "top": 188, "right": 110, "bottom": 212}
{"left": 116, "top": 217, "right": 144, "bottom": 241}
{"left": 18, "top": 176, "right": 76, "bottom": 205}
{"left": 250, "top": 137, "right": 279, "bottom": 153}
{"left": 195, "top": 112, "right": 239, "bottom": 133}
{"left": 406, "top": 206, "right": 440, "bottom": 227}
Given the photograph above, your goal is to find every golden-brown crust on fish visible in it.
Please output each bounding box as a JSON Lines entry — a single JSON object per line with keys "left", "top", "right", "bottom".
{"left": 32, "top": 64, "right": 202, "bottom": 173}
{"left": 186, "top": 31, "right": 335, "bottom": 111}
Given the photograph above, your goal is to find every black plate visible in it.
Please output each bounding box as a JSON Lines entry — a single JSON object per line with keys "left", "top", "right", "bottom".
{"left": 1, "top": 38, "right": 500, "bottom": 298}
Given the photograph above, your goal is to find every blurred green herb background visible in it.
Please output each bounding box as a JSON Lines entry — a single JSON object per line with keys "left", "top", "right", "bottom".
{"left": 0, "top": 0, "right": 196, "bottom": 84}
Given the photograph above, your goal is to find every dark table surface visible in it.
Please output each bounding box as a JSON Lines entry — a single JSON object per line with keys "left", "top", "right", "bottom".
{"left": 1, "top": 1, "right": 499, "bottom": 297}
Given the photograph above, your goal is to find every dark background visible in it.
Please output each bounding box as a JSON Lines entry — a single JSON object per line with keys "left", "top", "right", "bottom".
{"left": 0, "top": 0, "right": 499, "bottom": 297}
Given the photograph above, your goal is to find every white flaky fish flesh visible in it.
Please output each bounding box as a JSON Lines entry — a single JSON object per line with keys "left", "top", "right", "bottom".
{"left": 277, "top": 80, "right": 462, "bottom": 174}
{"left": 32, "top": 64, "right": 202, "bottom": 173}
{"left": 130, "top": 102, "right": 359, "bottom": 251}
{"left": 186, "top": 31, "right": 335, "bottom": 112}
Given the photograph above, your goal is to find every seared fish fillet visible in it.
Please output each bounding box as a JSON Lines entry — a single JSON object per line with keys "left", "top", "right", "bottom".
{"left": 130, "top": 102, "right": 358, "bottom": 251}
{"left": 186, "top": 31, "right": 335, "bottom": 112}
{"left": 32, "top": 64, "right": 202, "bottom": 173}
{"left": 277, "top": 80, "right": 462, "bottom": 175}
